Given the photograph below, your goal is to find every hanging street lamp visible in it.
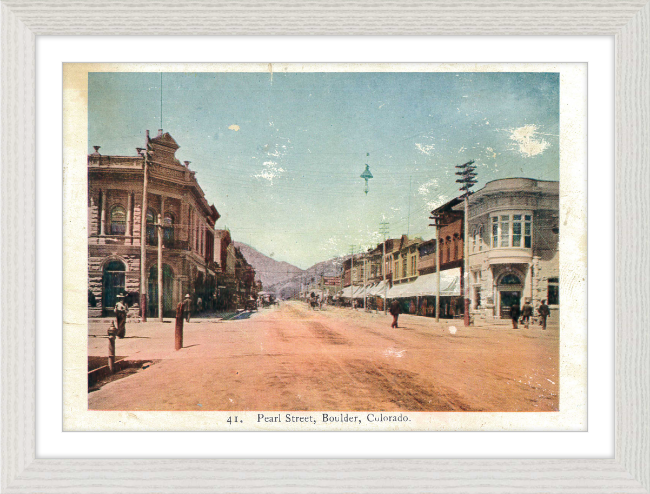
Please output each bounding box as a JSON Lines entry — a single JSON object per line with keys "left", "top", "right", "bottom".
{"left": 360, "top": 153, "right": 373, "bottom": 195}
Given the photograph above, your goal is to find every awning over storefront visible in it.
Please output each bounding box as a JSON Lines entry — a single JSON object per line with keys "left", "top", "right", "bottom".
{"left": 340, "top": 286, "right": 354, "bottom": 298}
{"left": 386, "top": 268, "right": 461, "bottom": 298}
{"left": 368, "top": 280, "right": 389, "bottom": 298}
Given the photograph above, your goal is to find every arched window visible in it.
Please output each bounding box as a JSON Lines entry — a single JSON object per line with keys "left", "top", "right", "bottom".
{"left": 110, "top": 206, "right": 126, "bottom": 235}
{"left": 146, "top": 208, "right": 156, "bottom": 245}
{"left": 499, "top": 273, "right": 522, "bottom": 285}
{"left": 163, "top": 212, "right": 174, "bottom": 246}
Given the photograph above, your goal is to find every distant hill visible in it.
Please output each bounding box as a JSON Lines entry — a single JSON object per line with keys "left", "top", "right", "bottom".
{"left": 233, "top": 242, "right": 356, "bottom": 299}
{"left": 265, "top": 255, "right": 348, "bottom": 299}
{"left": 233, "top": 242, "right": 304, "bottom": 291}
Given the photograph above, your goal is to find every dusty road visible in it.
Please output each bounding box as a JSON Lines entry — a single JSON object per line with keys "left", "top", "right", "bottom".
{"left": 88, "top": 302, "right": 558, "bottom": 412}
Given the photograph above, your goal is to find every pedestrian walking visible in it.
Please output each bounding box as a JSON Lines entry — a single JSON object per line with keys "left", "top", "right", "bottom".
{"left": 114, "top": 294, "right": 128, "bottom": 338}
{"left": 510, "top": 302, "right": 521, "bottom": 329}
{"left": 538, "top": 300, "right": 550, "bottom": 330}
{"left": 389, "top": 299, "right": 401, "bottom": 328}
{"left": 197, "top": 296, "right": 203, "bottom": 314}
{"left": 521, "top": 300, "right": 533, "bottom": 328}
{"left": 183, "top": 294, "right": 192, "bottom": 322}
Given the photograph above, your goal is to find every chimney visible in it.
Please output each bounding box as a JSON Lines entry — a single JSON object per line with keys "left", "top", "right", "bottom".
{"left": 157, "top": 129, "right": 163, "bottom": 137}
{"left": 146, "top": 130, "right": 150, "bottom": 140}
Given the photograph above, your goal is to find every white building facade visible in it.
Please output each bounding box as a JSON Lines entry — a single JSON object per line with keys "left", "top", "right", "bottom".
{"left": 461, "top": 178, "right": 560, "bottom": 323}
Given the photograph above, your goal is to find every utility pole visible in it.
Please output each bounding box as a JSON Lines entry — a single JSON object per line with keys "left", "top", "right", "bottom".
{"left": 137, "top": 136, "right": 152, "bottom": 322}
{"left": 157, "top": 213, "right": 163, "bottom": 322}
{"left": 455, "top": 160, "right": 477, "bottom": 327}
{"left": 363, "top": 254, "right": 367, "bottom": 311}
{"left": 379, "top": 221, "right": 390, "bottom": 314}
{"left": 349, "top": 245, "right": 356, "bottom": 309}
{"left": 429, "top": 213, "right": 442, "bottom": 322}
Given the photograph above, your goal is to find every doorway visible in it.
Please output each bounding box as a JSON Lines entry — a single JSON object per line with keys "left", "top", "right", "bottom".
{"left": 102, "top": 260, "right": 126, "bottom": 316}
{"left": 500, "top": 291, "right": 521, "bottom": 318}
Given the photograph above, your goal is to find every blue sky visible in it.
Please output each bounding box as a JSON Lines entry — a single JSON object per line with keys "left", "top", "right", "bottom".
{"left": 89, "top": 71, "right": 559, "bottom": 269}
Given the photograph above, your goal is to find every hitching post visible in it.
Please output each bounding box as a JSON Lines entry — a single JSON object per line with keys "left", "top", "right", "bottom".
{"left": 107, "top": 321, "right": 117, "bottom": 372}
{"left": 175, "top": 301, "right": 184, "bottom": 350}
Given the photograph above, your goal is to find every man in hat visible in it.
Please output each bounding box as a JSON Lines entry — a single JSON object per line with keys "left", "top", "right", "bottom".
{"left": 510, "top": 301, "right": 521, "bottom": 329}
{"left": 538, "top": 299, "right": 550, "bottom": 330}
{"left": 183, "top": 294, "right": 192, "bottom": 322}
{"left": 389, "top": 299, "right": 401, "bottom": 328}
{"left": 521, "top": 299, "right": 533, "bottom": 329}
{"left": 114, "top": 294, "right": 128, "bottom": 338}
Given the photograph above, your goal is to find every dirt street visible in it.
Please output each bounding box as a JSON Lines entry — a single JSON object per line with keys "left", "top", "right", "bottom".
{"left": 88, "top": 302, "right": 558, "bottom": 412}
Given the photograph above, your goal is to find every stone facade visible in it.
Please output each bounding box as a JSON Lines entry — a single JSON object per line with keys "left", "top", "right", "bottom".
{"left": 88, "top": 130, "right": 220, "bottom": 318}
{"left": 459, "top": 178, "right": 560, "bottom": 322}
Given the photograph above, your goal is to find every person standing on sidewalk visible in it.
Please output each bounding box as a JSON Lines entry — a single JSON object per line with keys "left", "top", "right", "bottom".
{"left": 538, "top": 300, "right": 550, "bottom": 330}
{"left": 389, "top": 299, "right": 401, "bottom": 328}
{"left": 114, "top": 294, "right": 128, "bottom": 338}
{"left": 510, "top": 302, "right": 521, "bottom": 329}
{"left": 183, "top": 294, "right": 192, "bottom": 323}
{"left": 521, "top": 300, "right": 533, "bottom": 328}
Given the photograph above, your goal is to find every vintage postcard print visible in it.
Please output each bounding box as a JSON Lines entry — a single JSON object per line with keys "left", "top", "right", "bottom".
{"left": 63, "top": 63, "right": 587, "bottom": 431}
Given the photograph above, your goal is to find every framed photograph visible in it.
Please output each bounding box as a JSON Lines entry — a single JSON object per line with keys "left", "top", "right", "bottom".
{"left": 2, "top": 1, "right": 648, "bottom": 492}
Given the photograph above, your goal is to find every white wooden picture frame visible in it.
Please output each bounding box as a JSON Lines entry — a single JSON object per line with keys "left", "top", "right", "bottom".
{"left": 1, "top": 1, "right": 648, "bottom": 492}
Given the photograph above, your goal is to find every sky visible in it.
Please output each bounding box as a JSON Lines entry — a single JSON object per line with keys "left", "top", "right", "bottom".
{"left": 89, "top": 71, "right": 559, "bottom": 269}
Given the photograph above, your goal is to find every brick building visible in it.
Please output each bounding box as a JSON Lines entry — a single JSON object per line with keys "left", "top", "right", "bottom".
{"left": 88, "top": 130, "right": 220, "bottom": 318}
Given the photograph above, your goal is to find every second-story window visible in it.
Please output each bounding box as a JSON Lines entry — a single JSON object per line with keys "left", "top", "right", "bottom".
{"left": 163, "top": 213, "right": 174, "bottom": 246}
{"left": 402, "top": 257, "right": 407, "bottom": 278}
{"left": 491, "top": 213, "right": 533, "bottom": 248}
{"left": 110, "top": 206, "right": 126, "bottom": 235}
{"left": 500, "top": 215, "right": 510, "bottom": 247}
{"left": 146, "top": 208, "right": 156, "bottom": 245}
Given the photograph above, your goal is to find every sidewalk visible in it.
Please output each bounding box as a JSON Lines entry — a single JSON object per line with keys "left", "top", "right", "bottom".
{"left": 88, "top": 309, "right": 260, "bottom": 361}
{"left": 313, "top": 304, "right": 557, "bottom": 331}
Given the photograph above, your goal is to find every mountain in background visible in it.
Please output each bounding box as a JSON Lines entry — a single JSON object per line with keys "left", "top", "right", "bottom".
{"left": 266, "top": 255, "right": 348, "bottom": 300}
{"left": 234, "top": 242, "right": 348, "bottom": 299}
{"left": 233, "top": 242, "right": 304, "bottom": 290}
